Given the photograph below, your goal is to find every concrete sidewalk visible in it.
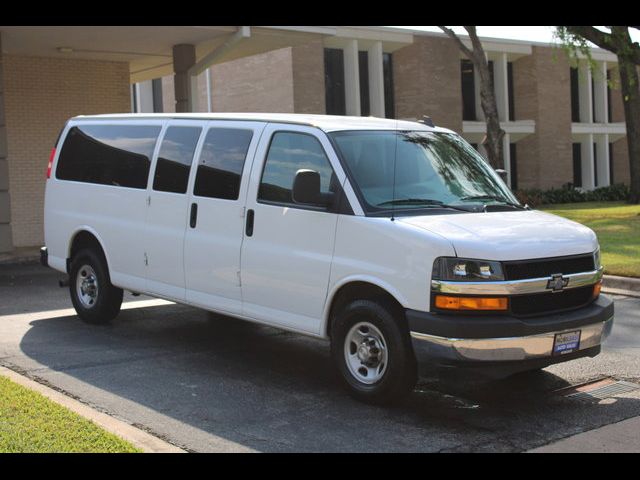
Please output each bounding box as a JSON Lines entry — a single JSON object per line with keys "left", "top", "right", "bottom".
{"left": 529, "top": 415, "right": 640, "bottom": 452}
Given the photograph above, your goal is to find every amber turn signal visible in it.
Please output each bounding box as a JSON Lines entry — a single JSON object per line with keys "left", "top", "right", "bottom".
{"left": 434, "top": 295, "right": 508, "bottom": 311}
{"left": 593, "top": 281, "right": 602, "bottom": 298}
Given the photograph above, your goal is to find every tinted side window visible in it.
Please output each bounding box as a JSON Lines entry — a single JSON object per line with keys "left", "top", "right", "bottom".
{"left": 56, "top": 125, "right": 160, "bottom": 189}
{"left": 153, "top": 126, "right": 202, "bottom": 194}
{"left": 194, "top": 128, "right": 253, "bottom": 200}
{"left": 258, "top": 132, "right": 336, "bottom": 205}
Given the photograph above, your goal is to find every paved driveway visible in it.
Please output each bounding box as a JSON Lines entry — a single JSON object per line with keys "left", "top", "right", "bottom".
{"left": 1, "top": 263, "right": 639, "bottom": 452}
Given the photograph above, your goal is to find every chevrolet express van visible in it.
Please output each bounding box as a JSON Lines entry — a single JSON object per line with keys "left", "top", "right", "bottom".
{"left": 42, "top": 113, "right": 614, "bottom": 404}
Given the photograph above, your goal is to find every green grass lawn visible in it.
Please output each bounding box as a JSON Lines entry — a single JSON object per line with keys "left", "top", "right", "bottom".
{"left": 0, "top": 375, "right": 141, "bottom": 453}
{"left": 542, "top": 201, "right": 640, "bottom": 278}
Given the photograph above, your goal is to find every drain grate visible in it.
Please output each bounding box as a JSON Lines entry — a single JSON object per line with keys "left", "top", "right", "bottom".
{"left": 558, "top": 378, "right": 640, "bottom": 402}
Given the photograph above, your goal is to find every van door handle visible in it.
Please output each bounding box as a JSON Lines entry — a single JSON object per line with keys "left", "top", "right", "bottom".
{"left": 190, "top": 203, "right": 198, "bottom": 228}
{"left": 246, "top": 209, "right": 254, "bottom": 237}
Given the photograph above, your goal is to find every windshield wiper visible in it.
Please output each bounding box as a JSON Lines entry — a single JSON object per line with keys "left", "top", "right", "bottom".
{"left": 377, "top": 198, "right": 443, "bottom": 206}
{"left": 376, "top": 198, "right": 476, "bottom": 212}
{"left": 459, "top": 195, "right": 527, "bottom": 210}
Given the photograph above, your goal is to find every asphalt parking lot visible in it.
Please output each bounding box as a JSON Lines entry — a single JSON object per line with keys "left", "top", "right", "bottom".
{"left": 1, "top": 263, "right": 639, "bottom": 452}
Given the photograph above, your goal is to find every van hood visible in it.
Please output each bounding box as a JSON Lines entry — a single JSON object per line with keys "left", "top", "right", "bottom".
{"left": 398, "top": 210, "right": 598, "bottom": 261}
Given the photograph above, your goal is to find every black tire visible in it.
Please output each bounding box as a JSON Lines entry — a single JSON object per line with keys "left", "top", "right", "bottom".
{"left": 330, "top": 299, "right": 417, "bottom": 405}
{"left": 69, "top": 248, "right": 123, "bottom": 324}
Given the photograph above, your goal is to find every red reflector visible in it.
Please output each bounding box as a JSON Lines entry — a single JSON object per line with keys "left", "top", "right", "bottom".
{"left": 47, "top": 148, "right": 56, "bottom": 179}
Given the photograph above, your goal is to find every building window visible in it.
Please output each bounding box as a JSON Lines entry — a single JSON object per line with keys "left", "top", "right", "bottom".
{"left": 359, "top": 51, "right": 370, "bottom": 116}
{"left": 570, "top": 67, "right": 580, "bottom": 122}
{"left": 507, "top": 62, "right": 515, "bottom": 121}
{"left": 609, "top": 142, "right": 614, "bottom": 184}
{"left": 461, "top": 60, "right": 476, "bottom": 121}
{"left": 152, "top": 79, "right": 163, "bottom": 113}
{"left": 572, "top": 143, "right": 582, "bottom": 187}
{"left": 324, "top": 48, "right": 346, "bottom": 115}
{"left": 607, "top": 69, "right": 612, "bottom": 123}
{"left": 383, "top": 53, "right": 395, "bottom": 119}
{"left": 509, "top": 143, "right": 518, "bottom": 189}
{"left": 593, "top": 142, "right": 598, "bottom": 187}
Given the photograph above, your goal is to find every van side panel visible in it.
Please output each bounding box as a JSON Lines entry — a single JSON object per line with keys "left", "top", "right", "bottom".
{"left": 44, "top": 120, "right": 164, "bottom": 293}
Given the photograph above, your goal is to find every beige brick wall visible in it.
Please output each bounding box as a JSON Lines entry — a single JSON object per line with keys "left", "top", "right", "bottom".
{"left": 3, "top": 55, "right": 130, "bottom": 247}
{"left": 210, "top": 47, "right": 295, "bottom": 113}
{"left": 392, "top": 36, "right": 463, "bottom": 133}
{"left": 291, "top": 40, "right": 325, "bottom": 114}
{"left": 513, "top": 47, "right": 573, "bottom": 189}
{"left": 0, "top": 40, "right": 12, "bottom": 252}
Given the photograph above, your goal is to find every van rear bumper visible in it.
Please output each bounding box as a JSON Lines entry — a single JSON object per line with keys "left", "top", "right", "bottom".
{"left": 407, "top": 295, "right": 613, "bottom": 375}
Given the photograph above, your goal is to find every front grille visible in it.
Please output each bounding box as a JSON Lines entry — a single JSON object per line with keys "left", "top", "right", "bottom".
{"left": 510, "top": 285, "right": 595, "bottom": 316}
{"left": 503, "top": 254, "right": 595, "bottom": 280}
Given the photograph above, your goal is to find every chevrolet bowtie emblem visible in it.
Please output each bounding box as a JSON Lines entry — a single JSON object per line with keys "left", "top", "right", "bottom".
{"left": 547, "top": 273, "right": 569, "bottom": 292}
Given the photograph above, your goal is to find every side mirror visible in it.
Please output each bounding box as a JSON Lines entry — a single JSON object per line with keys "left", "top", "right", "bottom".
{"left": 292, "top": 169, "right": 333, "bottom": 207}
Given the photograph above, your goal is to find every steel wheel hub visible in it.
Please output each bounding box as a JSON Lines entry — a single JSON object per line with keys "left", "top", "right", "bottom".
{"left": 76, "top": 265, "right": 99, "bottom": 308}
{"left": 344, "top": 322, "right": 388, "bottom": 385}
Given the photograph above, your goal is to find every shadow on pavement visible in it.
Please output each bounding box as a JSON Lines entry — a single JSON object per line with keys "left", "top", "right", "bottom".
{"left": 15, "top": 300, "right": 640, "bottom": 452}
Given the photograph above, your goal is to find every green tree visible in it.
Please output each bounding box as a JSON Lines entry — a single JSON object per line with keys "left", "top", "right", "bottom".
{"left": 556, "top": 26, "right": 640, "bottom": 203}
{"left": 438, "top": 26, "right": 505, "bottom": 171}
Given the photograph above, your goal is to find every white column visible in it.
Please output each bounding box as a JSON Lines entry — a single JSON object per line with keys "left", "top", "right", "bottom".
{"left": 578, "top": 61, "right": 593, "bottom": 123}
{"left": 593, "top": 61, "right": 607, "bottom": 123}
{"left": 502, "top": 133, "right": 511, "bottom": 187}
{"left": 581, "top": 134, "right": 595, "bottom": 190}
{"left": 367, "top": 41, "right": 385, "bottom": 118}
{"left": 136, "top": 80, "right": 154, "bottom": 113}
{"left": 206, "top": 68, "right": 212, "bottom": 113}
{"left": 494, "top": 52, "right": 509, "bottom": 122}
{"left": 595, "top": 134, "right": 610, "bottom": 187}
{"left": 189, "top": 74, "right": 199, "bottom": 113}
{"left": 474, "top": 62, "right": 484, "bottom": 121}
{"left": 343, "top": 39, "right": 361, "bottom": 116}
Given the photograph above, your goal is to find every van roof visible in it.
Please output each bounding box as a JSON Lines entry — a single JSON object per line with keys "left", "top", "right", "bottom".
{"left": 70, "top": 113, "right": 453, "bottom": 134}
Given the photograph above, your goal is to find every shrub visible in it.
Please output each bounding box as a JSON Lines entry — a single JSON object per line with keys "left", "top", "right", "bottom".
{"left": 514, "top": 183, "right": 630, "bottom": 208}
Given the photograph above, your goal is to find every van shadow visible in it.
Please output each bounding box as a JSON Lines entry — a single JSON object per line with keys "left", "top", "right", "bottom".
{"left": 18, "top": 303, "right": 640, "bottom": 452}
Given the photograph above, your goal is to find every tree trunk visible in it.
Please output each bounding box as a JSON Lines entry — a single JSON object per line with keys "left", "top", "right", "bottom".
{"left": 474, "top": 53, "right": 505, "bottom": 170}
{"left": 617, "top": 56, "right": 640, "bottom": 203}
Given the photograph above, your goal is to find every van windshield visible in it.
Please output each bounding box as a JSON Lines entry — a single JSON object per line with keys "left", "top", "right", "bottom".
{"left": 330, "top": 130, "right": 521, "bottom": 214}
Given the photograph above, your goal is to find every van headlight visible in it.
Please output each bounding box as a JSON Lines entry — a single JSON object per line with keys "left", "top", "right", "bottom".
{"left": 432, "top": 257, "right": 504, "bottom": 282}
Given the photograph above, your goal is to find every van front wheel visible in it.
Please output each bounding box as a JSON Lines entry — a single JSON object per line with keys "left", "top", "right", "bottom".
{"left": 330, "top": 299, "right": 417, "bottom": 405}
{"left": 69, "top": 248, "right": 123, "bottom": 324}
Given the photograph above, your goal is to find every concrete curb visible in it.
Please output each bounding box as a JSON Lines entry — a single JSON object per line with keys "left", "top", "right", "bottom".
{"left": 0, "top": 366, "right": 186, "bottom": 453}
{"left": 602, "top": 275, "right": 640, "bottom": 297}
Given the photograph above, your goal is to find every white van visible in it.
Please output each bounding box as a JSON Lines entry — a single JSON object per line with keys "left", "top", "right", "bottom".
{"left": 42, "top": 113, "right": 613, "bottom": 404}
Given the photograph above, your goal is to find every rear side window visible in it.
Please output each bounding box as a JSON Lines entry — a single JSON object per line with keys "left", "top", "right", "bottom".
{"left": 56, "top": 124, "right": 160, "bottom": 189}
{"left": 193, "top": 128, "right": 254, "bottom": 200}
{"left": 258, "top": 132, "right": 335, "bottom": 205}
{"left": 153, "top": 126, "right": 202, "bottom": 194}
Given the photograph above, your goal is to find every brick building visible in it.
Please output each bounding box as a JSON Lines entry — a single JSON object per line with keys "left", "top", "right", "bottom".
{"left": 141, "top": 29, "right": 630, "bottom": 194}
{"left": 0, "top": 26, "right": 632, "bottom": 253}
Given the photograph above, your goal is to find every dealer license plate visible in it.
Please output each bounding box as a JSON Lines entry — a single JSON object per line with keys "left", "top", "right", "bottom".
{"left": 553, "top": 330, "right": 581, "bottom": 355}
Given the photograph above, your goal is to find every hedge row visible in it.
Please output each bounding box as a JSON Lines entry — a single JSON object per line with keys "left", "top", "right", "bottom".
{"left": 514, "top": 183, "right": 630, "bottom": 208}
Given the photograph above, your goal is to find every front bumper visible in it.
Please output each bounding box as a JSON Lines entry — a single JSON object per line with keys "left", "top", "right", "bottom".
{"left": 408, "top": 295, "right": 613, "bottom": 374}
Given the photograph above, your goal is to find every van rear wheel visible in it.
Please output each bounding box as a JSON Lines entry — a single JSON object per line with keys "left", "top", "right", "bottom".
{"left": 330, "top": 299, "right": 417, "bottom": 405}
{"left": 69, "top": 248, "right": 122, "bottom": 324}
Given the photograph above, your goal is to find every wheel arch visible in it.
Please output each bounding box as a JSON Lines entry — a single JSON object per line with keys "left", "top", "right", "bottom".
{"left": 66, "top": 227, "right": 111, "bottom": 275}
{"left": 322, "top": 277, "right": 407, "bottom": 338}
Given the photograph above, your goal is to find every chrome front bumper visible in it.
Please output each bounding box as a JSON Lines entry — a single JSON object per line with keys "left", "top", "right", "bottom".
{"left": 410, "top": 317, "right": 613, "bottom": 363}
